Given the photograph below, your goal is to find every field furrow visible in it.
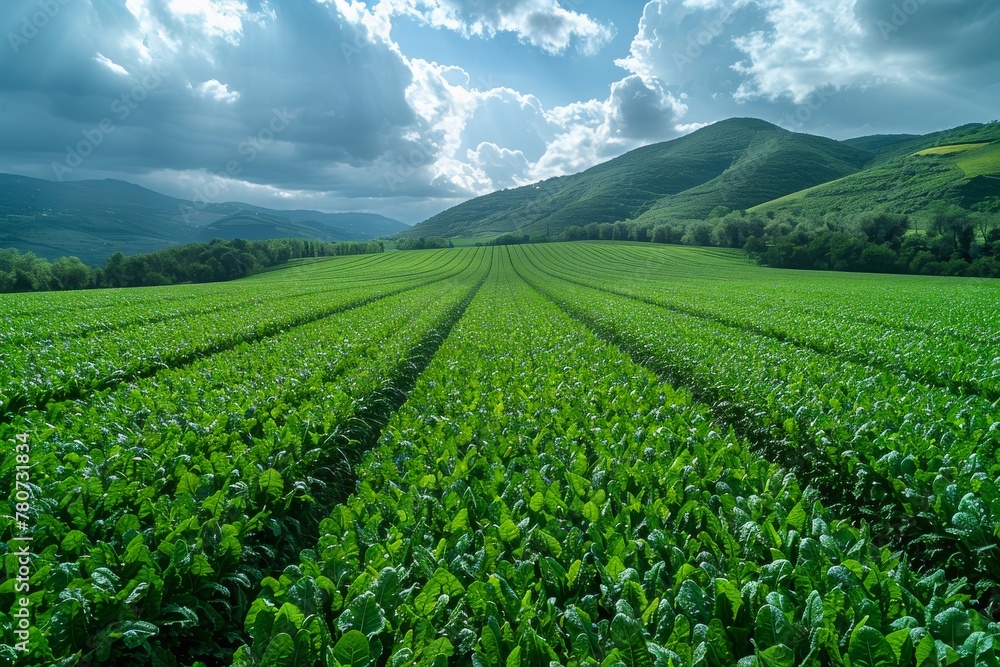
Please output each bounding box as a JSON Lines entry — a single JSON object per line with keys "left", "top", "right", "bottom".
{"left": 531, "top": 244, "right": 1000, "bottom": 399}
{"left": 3, "top": 242, "right": 999, "bottom": 666}
{"left": 237, "top": 251, "right": 996, "bottom": 666}
{"left": 564, "top": 243, "right": 1000, "bottom": 346}
{"left": 0, "top": 250, "right": 489, "bottom": 665}
{"left": 511, "top": 245, "right": 1000, "bottom": 607}
{"left": 0, "top": 250, "right": 476, "bottom": 420}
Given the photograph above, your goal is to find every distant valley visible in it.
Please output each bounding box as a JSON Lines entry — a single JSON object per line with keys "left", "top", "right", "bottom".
{"left": 0, "top": 174, "right": 408, "bottom": 264}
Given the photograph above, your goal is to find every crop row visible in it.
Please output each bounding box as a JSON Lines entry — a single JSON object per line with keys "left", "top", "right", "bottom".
{"left": 0, "top": 251, "right": 489, "bottom": 665}
{"left": 512, "top": 245, "right": 1000, "bottom": 609}
{"left": 558, "top": 243, "right": 1000, "bottom": 345}
{"left": 0, "top": 251, "right": 451, "bottom": 347}
{"left": 532, "top": 244, "right": 1000, "bottom": 399}
{"left": 0, "top": 250, "right": 477, "bottom": 419}
{"left": 236, "top": 257, "right": 997, "bottom": 667}
{"left": 1, "top": 282, "right": 348, "bottom": 349}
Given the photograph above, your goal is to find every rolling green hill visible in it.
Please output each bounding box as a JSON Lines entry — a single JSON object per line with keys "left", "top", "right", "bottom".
{"left": 752, "top": 124, "right": 1000, "bottom": 220}
{"left": 402, "top": 118, "right": 1000, "bottom": 240}
{"left": 194, "top": 211, "right": 347, "bottom": 242}
{"left": 404, "top": 118, "right": 873, "bottom": 238}
{"left": 0, "top": 174, "right": 408, "bottom": 264}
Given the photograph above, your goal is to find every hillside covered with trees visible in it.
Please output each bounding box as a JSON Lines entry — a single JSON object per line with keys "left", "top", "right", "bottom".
{"left": 0, "top": 237, "right": 383, "bottom": 292}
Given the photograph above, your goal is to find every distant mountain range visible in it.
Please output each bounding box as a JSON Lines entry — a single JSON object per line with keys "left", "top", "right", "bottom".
{"left": 6, "top": 117, "right": 997, "bottom": 264}
{"left": 400, "top": 118, "right": 1000, "bottom": 239}
{"left": 0, "top": 174, "right": 409, "bottom": 264}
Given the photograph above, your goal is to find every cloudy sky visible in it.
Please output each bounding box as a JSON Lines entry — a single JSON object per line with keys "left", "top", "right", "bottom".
{"left": 1, "top": 0, "right": 998, "bottom": 223}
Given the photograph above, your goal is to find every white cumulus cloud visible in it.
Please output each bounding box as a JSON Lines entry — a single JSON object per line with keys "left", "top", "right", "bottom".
{"left": 378, "top": 0, "right": 614, "bottom": 54}
{"left": 191, "top": 79, "right": 241, "bottom": 103}
{"left": 93, "top": 53, "right": 130, "bottom": 76}
{"left": 732, "top": 0, "right": 884, "bottom": 103}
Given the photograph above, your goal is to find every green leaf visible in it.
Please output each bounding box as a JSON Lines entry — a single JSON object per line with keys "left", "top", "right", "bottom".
{"left": 123, "top": 534, "right": 153, "bottom": 566}
{"left": 91, "top": 567, "right": 120, "bottom": 592}
{"left": 171, "top": 540, "right": 191, "bottom": 569}
{"left": 715, "top": 578, "right": 743, "bottom": 623}
{"left": 177, "top": 471, "right": 201, "bottom": 496}
{"left": 123, "top": 581, "right": 149, "bottom": 605}
{"left": 372, "top": 567, "right": 403, "bottom": 610}
{"left": 162, "top": 604, "right": 200, "bottom": 628}
{"left": 915, "top": 634, "right": 939, "bottom": 667}
{"left": 292, "top": 628, "right": 317, "bottom": 666}
{"left": 757, "top": 644, "right": 795, "bottom": 667}
{"left": 566, "top": 471, "right": 591, "bottom": 498}
{"left": 537, "top": 530, "right": 562, "bottom": 558}
{"left": 803, "top": 591, "right": 824, "bottom": 629}
{"left": 959, "top": 633, "right": 997, "bottom": 665}
{"left": 333, "top": 630, "right": 371, "bottom": 667}
{"left": 414, "top": 568, "right": 465, "bottom": 616}
{"left": 885, "top": 628, "right": 912, "bottom": 663}
{"left": 521, "top": 628, "right": 559, "bottom": 666}
{"left": 849, "top": 625, "right": 896, "bottom": 667}
{"left": 648, "top": 643, "right": 683, "bottom": 667}
{"left": 190, "top": 553, "right": 215, "bottom": 576}
{"left": 259, "top": 469, "right": 284, "bottom": 500}
{"left": 337, "top": 592, "right": 388, "bottom": 638}
{"left": 499, "top": 519, "right": 520, "bottom": 543}
{"left": 786, "top": 501, "right": 806, "bottom": 533}
{"left": 61, "top": 530, "right": 88, "bottom": 552}
{"left": 267, "top": 603, "right": 305, "bottom": 642}
{"left": 260, "top": 630, "right": 316, "bottom": 667}
{"left": 261, "top": 633, "right": 296, "bottom": 667}
{"left": 566, "top": 605, "right": 599, "bottom": 660}
{"left": 449, "top": 508, "right": 469, "bottom": 533}
{"left": 479, "top": 623, "right": 503, "bottom": 667}
{"left": 754, "top": 604, "right": 793, "bottom": 649}
{"left": 605, "top": 555, "right": 626, "bottom": 582}
{"left": 529, "top": 492, "right": 545, "bottom": 512}
{"left": 568, "top": 559, "right": 582, "bottom": 587}
{"left": 931, "top": 608, "right": 972, "bottom": 646}
{"left": 611, "top": 613, "right": 652, "bottom": 667}
{"left": 677, "top": 580, "right": 711, "bottom": 625}
{"left": 583, "top": 501, "right": 600, "bottom": 523}
{"left": 120, "top": 620, "right": 158, "bottom": 649}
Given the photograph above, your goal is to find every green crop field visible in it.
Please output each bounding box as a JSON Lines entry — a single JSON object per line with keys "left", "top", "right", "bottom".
{"left": 954, "top": 144, "right": 1000, "bottom": 178}
{"left": 915, "top": 144, "right": 985, "bottom": 157}
{"left": 2, "top": 243, "right": 999, "bottom": 667}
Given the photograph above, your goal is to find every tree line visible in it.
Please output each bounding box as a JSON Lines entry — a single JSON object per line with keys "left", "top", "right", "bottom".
{"left": 0, "top": 237, "right": 384, "bottom": 293}
{"left": 560, "top": 202, "right": 1000, "bottom": 278}
{"left": 394, "top": 236, "right": 454, "bottom": 250}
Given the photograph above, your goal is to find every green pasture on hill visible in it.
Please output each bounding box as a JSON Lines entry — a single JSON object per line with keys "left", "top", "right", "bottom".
{"left": 3, "top": 242, "right": 1000, "bottom": 666}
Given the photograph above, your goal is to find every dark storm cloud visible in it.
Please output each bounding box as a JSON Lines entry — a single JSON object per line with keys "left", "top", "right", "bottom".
{"left": 0, "top": 0, "right": 438, "bottom": 202}
{"left": 0, "top": 0, "right": 996, "bottom": 220}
